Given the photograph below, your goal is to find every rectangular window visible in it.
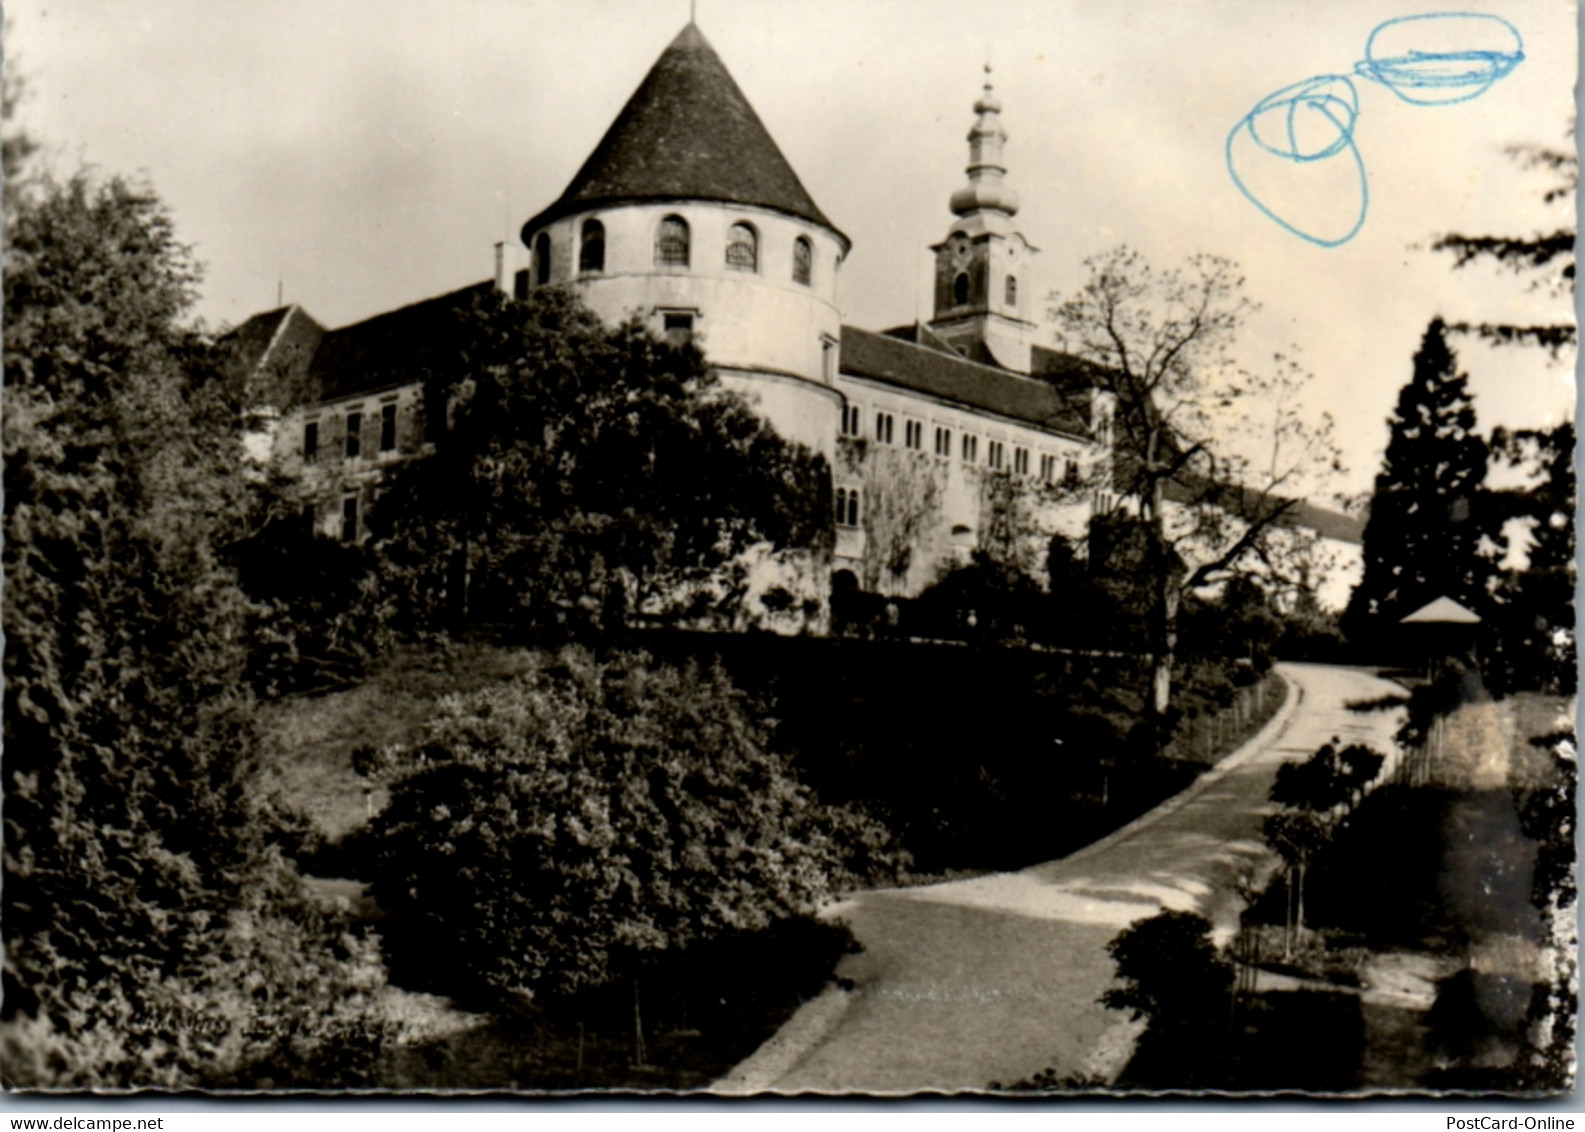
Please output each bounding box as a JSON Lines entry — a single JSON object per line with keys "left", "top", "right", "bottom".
{"left": 835, "top": 486, "right": 861, "bottom": 528}
{"left": 340, "top": 495, "right": 358, "bottom": 542}
{"left": 962, "top": 434, "right": 978, "bottom": 463}
{"left": 303, "top": 421, "right": 319, "bottom": 463}
{"left": 380, "top": 403, "right": 397, "bottom": 452}
{"left": 988, "top": 440, "right": 1004, "bottom": 470}
{"left": 934, "top": 426, "right": 951, "bottom": 457}
{"left": 345, "top": 411, "right": 362, "bottom": 459}
{"left": 663, "top": 312, "right": 694, "bottom": 348}
{"left": 1065, "top": 456, "right": 1082, "bottom": 487}
{"left": 822, "top": 338, "right": 838, "bottom": 383}
{"left": 1014, "top": 446, "right": 1029, "bottom": 475}
{"left": 1040, "top": 453, "right": 1056, "bottom": 482}
{"left": 904, "top": 420, "right": 922, "bottom": 450}
{"left": 875, "top": 412, "right": 894, "bottom": 444}
{"left": 841, "top": 404, "right": 862, "bottom": 437}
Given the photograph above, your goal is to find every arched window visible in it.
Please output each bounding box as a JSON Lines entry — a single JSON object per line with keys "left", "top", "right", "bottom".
{"left": 579, "top": 218, "right": 605, "bottom": 273}
{"left": 953, "top": 272, "right": 969, "bottom": 306}
{"left": 534, "top": 232, "right": 551, "bottom": 286}
{"left": 655, "top": 215, "right": 690, "bottom": 267}
{"left": 1005, "top": 275, "right": 1018, "bottom": 306}
{"left": 725, "top": 222, "right": 758, "bottom": 271}
{"left": 792, "top": 236, "right": 813, "bottom": 285}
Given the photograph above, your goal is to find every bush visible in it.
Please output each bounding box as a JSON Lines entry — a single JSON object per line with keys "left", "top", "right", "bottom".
{"left": 366, "top": 647, "right": 901, "bottom": 1000}
{"left": 3, "top": 170, "right": 385, "bottom": 1088}
{"left": 1100, "top": 910, "right": 1232, "bottom": 1032}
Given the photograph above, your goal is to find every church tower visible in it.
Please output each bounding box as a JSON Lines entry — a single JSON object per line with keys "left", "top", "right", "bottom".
{"left": 927, "top": 67, "right": 1038, "bottom": 374}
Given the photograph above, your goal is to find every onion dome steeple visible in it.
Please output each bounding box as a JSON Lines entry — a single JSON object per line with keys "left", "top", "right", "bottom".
{"left": 949, "top": 65, "right": 1020, "bottom": 219}
{"left": 928, "top": 64, "right": 1038, "bottom": 373}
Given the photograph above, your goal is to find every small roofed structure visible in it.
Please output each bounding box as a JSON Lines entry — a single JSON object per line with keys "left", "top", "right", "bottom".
{"left": 1400, "top": 596, "right": 1482, "bottom": 625}
{"left": 1400, "top": 595, "right": 1481, "bottom": 679}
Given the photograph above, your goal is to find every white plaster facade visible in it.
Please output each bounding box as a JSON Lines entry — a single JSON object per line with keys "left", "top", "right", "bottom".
{"left": 523, "top": 200, "right": 848, "bottom": 461}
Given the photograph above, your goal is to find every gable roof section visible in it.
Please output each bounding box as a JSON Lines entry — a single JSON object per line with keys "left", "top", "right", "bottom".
{"left": 306, "top": 281, "right": 496, "bottom": 401}
{"left": 1401, "top": 595, "right": 1481, "bottom": 624}
{"left": 521, "top": 23, "right": 845, "bottom": 246}
{"left": 224, "top": 304, "right": 326, "bottom": 381}
{"left": 840, "top": 325, "right": 1093, "bottom": 437}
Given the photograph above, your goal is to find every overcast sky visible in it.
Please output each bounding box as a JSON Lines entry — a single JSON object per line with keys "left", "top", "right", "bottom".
{"left": 9, "top": 0, "right": 1577, "bottom": 496}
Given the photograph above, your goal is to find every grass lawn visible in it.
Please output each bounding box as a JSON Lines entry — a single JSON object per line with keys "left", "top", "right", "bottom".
{"left": 257, "top": 640, "right": 863, "bottom": 1091}
{"left": 1231, "top": 686, "right": 1574, "bottom": 1090}
{"left": 256, "top": 639, "right": 539, "bottom": 842}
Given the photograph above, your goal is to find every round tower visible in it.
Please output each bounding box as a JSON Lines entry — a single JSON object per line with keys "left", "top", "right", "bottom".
{"left": 519, "top": 22, "right": 849, "bottom": 461}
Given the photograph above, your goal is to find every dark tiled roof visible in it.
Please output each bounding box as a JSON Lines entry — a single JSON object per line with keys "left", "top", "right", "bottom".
{"left": 840, "top": 326, "right": 1093, "bottom": 437}
{"left": 306, "top": 281, "right": 495, "bottom": 401}
{"left": 224, "top": 305, "right": 326, "bottom": 380}
{"left": 1030, "top": 344, "right": 1106, "bottom": 397}
{"left": 521, "top": 23, "right": 845, "bottom": 246}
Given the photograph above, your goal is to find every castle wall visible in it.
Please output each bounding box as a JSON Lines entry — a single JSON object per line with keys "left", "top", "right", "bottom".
{"left": 834, "top": 372, "right": 1095, "bottom": 595}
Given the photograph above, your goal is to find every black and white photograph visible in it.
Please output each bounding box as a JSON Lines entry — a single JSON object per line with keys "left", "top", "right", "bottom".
{"left": 1, "top": 0, "right": 1577, "bottom": 1097}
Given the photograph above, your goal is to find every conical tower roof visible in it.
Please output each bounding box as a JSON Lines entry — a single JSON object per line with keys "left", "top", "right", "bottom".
{"left": 522, "top": 23, "right": 846, "bottom": 247}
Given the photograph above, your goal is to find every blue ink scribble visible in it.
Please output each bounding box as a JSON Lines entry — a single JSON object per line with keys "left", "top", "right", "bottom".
{"left": 1355, "top": 12, "right": 1525, "bottom": 104}
{"left": 1226, "top": 74, "right": 1369, "bottom": 248}
{"left": 1227, "top": 10, "right": 1525, "bottom": 246}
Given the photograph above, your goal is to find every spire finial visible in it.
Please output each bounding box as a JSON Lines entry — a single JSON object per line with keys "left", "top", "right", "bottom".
{"left": 951, "top": 66, "right": 1018, "bottom": 218}
{"left": 689, "top": 0, "right": 696, "bottom": 22}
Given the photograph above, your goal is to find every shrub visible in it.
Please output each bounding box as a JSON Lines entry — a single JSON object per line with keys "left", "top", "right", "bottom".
{"left": 1100, "top": 910, "right": 1233, "bottom": 1032}
{"left": 366, "top": 647, "right": 900, "bottom": 1000}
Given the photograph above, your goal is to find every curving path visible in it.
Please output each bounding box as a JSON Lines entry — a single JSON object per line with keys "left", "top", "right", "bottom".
{"left": 715, "top": 663, "right": 1405, "bottom": 1095}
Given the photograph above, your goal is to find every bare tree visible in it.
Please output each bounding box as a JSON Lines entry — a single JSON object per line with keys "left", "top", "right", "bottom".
{"left": 1050, "top": 247, "right": 1343, "bottom": 738}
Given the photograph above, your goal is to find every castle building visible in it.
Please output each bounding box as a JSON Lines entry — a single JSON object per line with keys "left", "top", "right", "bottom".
{"left": 230, "top": 20, "right": 1359, "bottom": 613}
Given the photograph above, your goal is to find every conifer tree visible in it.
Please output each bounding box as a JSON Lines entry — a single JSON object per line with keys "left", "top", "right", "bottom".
{"left": 1343, "top": 319, "right": 1491, "bottom": 647}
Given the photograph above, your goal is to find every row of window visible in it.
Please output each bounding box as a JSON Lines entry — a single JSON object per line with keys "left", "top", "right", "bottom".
{"left": 843, "top": 407, "right": 1082, "bottom": 483}
{"left": 533, "top": 217, "right": 816, "bottom": 286}
{"left": 304, "top": 402, "right": 400, "bottom": 463}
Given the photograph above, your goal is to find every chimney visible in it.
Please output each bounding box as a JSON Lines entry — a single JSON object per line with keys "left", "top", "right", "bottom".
{"left": 494, "top": 241, "right": 507, "bottom": 292}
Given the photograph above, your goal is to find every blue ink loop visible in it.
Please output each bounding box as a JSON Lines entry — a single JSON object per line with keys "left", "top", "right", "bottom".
{"left": 1226, "top": 74, "right": 1370, "bottom": 248}
{"left": 1354, "top": 11, "right": 1525, "bottom": 105}
{"left": 1228, "top": 11, "right": 1526, "bottom": 246}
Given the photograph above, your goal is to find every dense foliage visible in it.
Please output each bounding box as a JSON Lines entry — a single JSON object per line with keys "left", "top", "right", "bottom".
{"left": 2, "top": 170, "right": 382, "bottom": 1088}
{"left": 1480, "top": 424, "right": 1576, "bottom": 696}
{"left": 371, "top": 289, "right": 830, "bottom": 637}
{"left": 365, "top": 647, "right": 897, "bottom": 1000}
{"left": 1100, "top": 910, "right": 1233, "bottom": 1032}
{"left": 1262, "top": 738, "right": 1386, "bottom": 951}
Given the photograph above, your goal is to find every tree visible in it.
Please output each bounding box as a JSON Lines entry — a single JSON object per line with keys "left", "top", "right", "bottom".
{"left": 1342, "top": 319, "right": 1492, "bottom": 649}
{"left": 1433, "top": 142, "right": 1576, "bottom": 356}
{"left": 1263, "top": 740, "right": 1385, "bottom": 955}
{"left": 2, "top": 169, "right": 381, "bottom": 1087}
{"left": 1261, "top": 809, "right": 1329, "bottom": 957}
{"left": 365, "top": 647, "right": 896, "bottom": 1002}
{"left": 836, "top": 435, "right": 945, "bottom": 595}
{"left": 1429, "top": 139, "right": 1576, "bottom": 691}
{"left": 371, "top": 288, "right": 830, "bottom": 636}
{"left": 1050, "top": 247, "right": 1342, "bottom": 739}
